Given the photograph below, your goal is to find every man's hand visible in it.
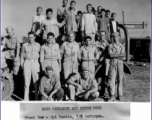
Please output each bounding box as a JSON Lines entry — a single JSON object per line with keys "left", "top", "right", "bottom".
{"left": 14, "top": 57, "right": 19, "bottom": 62}
{"left": 77, "top": 85, "right": 83, "bottom": 91}
{"left": 84, "top": 91, "right": 90, "bottom": 100}
{"left": 48, "top": 94, "right": 53, "bottom": 101}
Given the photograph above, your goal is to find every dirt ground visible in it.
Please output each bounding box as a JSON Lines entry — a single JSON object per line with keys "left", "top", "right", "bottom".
{"left": 123, "top": 64, "right": 150, "bottom": 102}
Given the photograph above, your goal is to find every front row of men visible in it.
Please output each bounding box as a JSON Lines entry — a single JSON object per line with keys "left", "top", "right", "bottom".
{"left": 2, "top": 26, "right": 125, "bottom": 101}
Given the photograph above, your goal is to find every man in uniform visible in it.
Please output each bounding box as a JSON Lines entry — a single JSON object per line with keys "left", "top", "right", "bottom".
{"left": 60, "top": 31, "right": 80, "bottom": 82}
{"left": 81, "top": 4, "right": 97, "bottom": 42}
{"left": 67, "top": 67, "right": 99, "bottom": 101}
{"left": 21, "top": 31, "right": 41, "bottom": 101}
{"left": 80, "top": 36, "right": 99, "bottom": 75}
{"left": 107, "top": 32, "right": 125, "bottom": 101}
{"left": 1, "top": 26, "right": 21, "bottom": 76}
{"left": 40, "top": 32, "right": 61, "bottom": 78}
{"left": 39, "top": 66, "right": 64, "bottom": 101}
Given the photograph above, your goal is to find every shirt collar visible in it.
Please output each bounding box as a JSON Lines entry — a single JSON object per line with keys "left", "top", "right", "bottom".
{"left": 28, "top": 42, "right": 36, "bottom": 46}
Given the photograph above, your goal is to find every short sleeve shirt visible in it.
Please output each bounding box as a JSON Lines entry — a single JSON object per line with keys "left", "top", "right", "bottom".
{"left": 60, "top": 41, "right": 79, "bottom": 62}
{"left": 80, "top": 45, "right": 98, "bottom": 60}
{"left": 40, "top": 43, "right": 61, "bottom": 62}
{"left": 22, "top": 42, "right": 40, "bottom": 60}
{"left": 40, "top": 74, "right": 61, "bottom": 94}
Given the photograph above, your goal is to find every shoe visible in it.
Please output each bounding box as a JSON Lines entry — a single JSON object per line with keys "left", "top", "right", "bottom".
{"left": 118, "top": 96, "right": 124, "bottom": 101}
{"left": 107, "top": 95, "right": 115, "bottom": 102}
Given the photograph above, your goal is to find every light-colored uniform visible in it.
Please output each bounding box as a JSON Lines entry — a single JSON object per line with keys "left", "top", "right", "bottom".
{"left": 63, "top": 7, "right": 77, "bottom": 34}
{"left": 39, "top": 74, "right": 63, "bottom": 101}
{"left": 40, "top": 18, "right": 65, "bottom": 39}
{"left": 80, "top": 45, "right": 98, "bottom": 75}
{"left": 60, "top": 41, "right": 79, "bottom": 80}
{"left": 68, "top": 73, "right": 99, "bottom": 100}
{"left": 40, "top": 43, "right": 61, "bottom": 77}
{"left": 108, "top": 43, "right": 125, "bottom": 96}
{"left": 81, "top": 13, "right": 97, "bottom": 42}
{"left": 21, "top": 42, "right": 41, "bottom": 101}
{"left": 2, "top": 34, "right": 21, "bottom": 75}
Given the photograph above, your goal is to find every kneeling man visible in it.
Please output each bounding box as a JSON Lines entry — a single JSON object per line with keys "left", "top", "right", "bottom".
{"left": 39, "top": 66, "right": 64, "bottom": 101}
{"left": 67, "top": 67, "right": 99, "bottom": 101}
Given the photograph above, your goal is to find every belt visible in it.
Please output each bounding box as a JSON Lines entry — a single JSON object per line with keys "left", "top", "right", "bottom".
{"left": 44, "top": 58, "right": 57, "bottom": 61}
{"left": 82, "top": 59, "right": 95, "bottom": 62}
{"left": 26, "top": 58, "right": 38, "bottom": 62}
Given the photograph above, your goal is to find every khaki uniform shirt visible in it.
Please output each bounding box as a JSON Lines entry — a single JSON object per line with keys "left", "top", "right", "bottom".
{"left": 40, "top": 74, "right": 61, "bottom": 94}
{"left": 60, "top": 41, "right": 79, "bottom": 62}
{"left": 40, "top": 43, "right": 61, "bottom": 62}
{"left": 80, "top": 45, "right": 98, "bottom": 60}
{"left": 21, "top": 42, "right": 40, "bottom": 60}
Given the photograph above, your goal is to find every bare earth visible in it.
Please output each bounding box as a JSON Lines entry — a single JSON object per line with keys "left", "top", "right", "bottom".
{"left": 123, "top": 64, "right": 150, "bottom": 102}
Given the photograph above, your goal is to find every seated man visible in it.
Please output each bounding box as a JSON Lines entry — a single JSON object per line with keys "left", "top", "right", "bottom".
{"left": 39, "top": 66, "right": 64, "bottom": 101}
{"left": 67, "top": 67, "right": 99, "bottom": 101}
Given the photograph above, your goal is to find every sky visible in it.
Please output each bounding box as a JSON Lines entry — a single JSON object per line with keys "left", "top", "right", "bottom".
{"left": 1, "top": 0, "right": 151, "bottom": 38}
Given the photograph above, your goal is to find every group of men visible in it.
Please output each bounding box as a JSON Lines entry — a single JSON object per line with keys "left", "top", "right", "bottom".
{"left": 1, "top": 0, "right": 125, "bottom": 101}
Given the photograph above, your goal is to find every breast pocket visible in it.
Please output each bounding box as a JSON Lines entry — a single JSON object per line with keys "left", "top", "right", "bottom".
{"left": 53, "top": 48, "right": 58, "bottom": 56}
{"left": 11, "top": 40, "right": 17, "bottom": 49}
{"left": 65, "top": 47, "right": 71, "bottom": 55}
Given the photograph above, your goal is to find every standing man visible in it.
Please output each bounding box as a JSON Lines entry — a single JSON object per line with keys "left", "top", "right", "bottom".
{"left": 109, "top": 13, "right": 120, "bottom": 38}
{"left": 21, "top": 31, "right": 41, "bottom": 101}
{"left": 107, "top": 32, "right": 125, "bottom": 101}
{"left": 67, "top": 67, "right": 99, "bottom": 101}
{"left": 63, "top": 0, "right": 77, "bottom": 34}
{"left": 31, "top": 6, "right": 45, "bottom": 45}
{"left": 80, "top": 36, "right": 98, "bottom": 75}
{"left": 60, "top": 31, "right": 80, "bottom": 82}
{"left": 40, "top": 32, "right": 61, "bottom": 78}
{"left": 1, "top": 26, "right": 21, "bottom": 76}
{"left": 76, "top": 11, "right": 83, "bottom": 45}
{"left": 57, "top": 0, "right": 69, "bottom": 35}
{"left": 106, "top": 10, "right": 111, "bottom": 20}
{"left": 36, "top": 8, "right": 66, "bottom": 43}
{"left": 97, "top": 9, "right": 110, "bottom": 41}
{"left": 81, "top": 4, "right": 97, "bottom": 42}
{"left": 39, "top": 66, "right": 64, "bottom": 101}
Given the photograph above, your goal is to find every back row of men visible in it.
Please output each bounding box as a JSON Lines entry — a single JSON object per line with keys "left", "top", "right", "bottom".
{"left": 1, "top": 0, "right": 125, "bottom": 101}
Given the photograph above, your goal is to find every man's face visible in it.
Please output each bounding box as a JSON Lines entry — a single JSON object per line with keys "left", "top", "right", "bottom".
{"left": 47, "top": 35, "right": 55, "bottom": 44}
{"left": 77, "top": 13, "right": 82, "bottom": 20}
{"left": 111, "top": 14, "right": 116, "bottom": 21}
{"left": 70, "top": 2, "right": 76, "bottom": 9}
{"left": 94, "top": 11, "right": 98, "bottom": 17}
{"left": 83, "top": 72, "right": 89, "bottom": 79}
{"left": 37, "top": 8, "right": 42, "bottom": 16}
{"left": 28, "top": 34, "right": 35, "bottom": 43}
{"left": 98, "top": 6, "right": 102, "bottom": 11}
{"left": 6, "top": 28, "right": 14, "bottom": 37}
{"left": 101, "top": 11, "right": 105, "bottom": 16}
{"left": 113, "top": 34, "right": 119, "bottom": 43}
{"left": 87, "top": 5, "right": 92, "bottom": 13}
{"left": 68, "top": 33, "right": 75, "bottom": 42}
{"left": 46, "top": 70, "right": 53, "bottom": 78}
{"left": 63, "top": 0, "right": 68, "bottom": 6}
{"left": 46, "top": 11, "right": 53, "bottom": 19}
{"left": 106, "top": 12, "right": 111, "bottom": 18}
{"left": 86, "top": 38, "right": 92, "bottom": 46}
{"left": 100, "top": 32, "right": 106, "bottom": 40}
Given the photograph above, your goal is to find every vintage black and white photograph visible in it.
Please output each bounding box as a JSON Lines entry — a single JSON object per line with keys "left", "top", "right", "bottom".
{"left": 1, "top": 0, "right": 151, "bottom": 102}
